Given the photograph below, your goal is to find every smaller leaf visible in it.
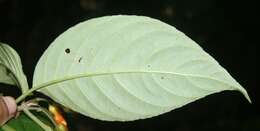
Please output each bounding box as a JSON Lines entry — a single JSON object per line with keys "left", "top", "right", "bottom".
{"left": 0, "top": 42, "right": 29, "bottom": 93}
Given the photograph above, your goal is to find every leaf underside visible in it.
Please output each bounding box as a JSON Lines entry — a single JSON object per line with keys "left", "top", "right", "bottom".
{"left": 33, "top": 15, "right": 251, "bottom": 121}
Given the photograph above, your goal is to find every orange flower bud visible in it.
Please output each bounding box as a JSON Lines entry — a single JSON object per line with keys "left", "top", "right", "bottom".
{"left": 49, "top": 105, "right": 68, "bottom": 131}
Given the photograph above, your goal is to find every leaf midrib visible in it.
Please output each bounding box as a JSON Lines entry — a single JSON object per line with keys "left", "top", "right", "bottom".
{"left": 34, "top": 70, "right": 235, "bottom": 90}
{"left": 33, "top": 70, "right": 250, "bottom": 103}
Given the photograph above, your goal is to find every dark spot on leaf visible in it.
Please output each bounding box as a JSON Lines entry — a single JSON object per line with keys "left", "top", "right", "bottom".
{"left": 147, "top": 65, "right": 151, "bottom": 68}
{"left": 78, "top": 57, "right": 82, "bottom": 63}
{"left": 161, "top": 76, "right": 164, "bottom": 79}
{"left": 65, "top": 48, "right": 70, "bottom": 54}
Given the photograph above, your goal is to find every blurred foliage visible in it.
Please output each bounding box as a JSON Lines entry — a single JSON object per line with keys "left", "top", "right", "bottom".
{"left": 0, "top": 112, "right": 54, "bottom": 131}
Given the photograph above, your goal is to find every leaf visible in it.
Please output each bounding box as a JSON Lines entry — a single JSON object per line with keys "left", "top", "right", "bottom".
{"left": 0, "top": 66, "right": 14, "bottom": 85}
{"left": 0, "top": 112, "right": 53, "bottom": 131}
{"left": 33, "top": 15, "right": 251, "bottom": 121}
{"left": 0, "top": 43, "right": 29, "bottom": 93}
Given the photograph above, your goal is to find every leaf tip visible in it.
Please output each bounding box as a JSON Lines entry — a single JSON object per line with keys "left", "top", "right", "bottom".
{"left": 238, "top": 87, "right": 252, "bottom": 104}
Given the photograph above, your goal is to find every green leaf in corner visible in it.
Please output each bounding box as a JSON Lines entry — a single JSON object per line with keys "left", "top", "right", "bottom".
{"left": 0, "top": 42, "right": 29, "bottom": 93}
{"left": 0, "top": 112, "right": 54, "bottom": 131}
{"left": 32, "top": 15, "right": 251, "bottom": 121}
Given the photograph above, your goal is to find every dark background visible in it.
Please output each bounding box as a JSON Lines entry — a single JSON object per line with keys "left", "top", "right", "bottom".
{"left": 0, "top": 0, "right": 258, "bottom": 131}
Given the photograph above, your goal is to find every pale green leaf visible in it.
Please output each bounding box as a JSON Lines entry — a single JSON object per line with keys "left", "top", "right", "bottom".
{"left": 33, "top": 15, "right": 251, "bottom": 121}
{"left": 0, "top": 43, "right": 29, "bottom": 93}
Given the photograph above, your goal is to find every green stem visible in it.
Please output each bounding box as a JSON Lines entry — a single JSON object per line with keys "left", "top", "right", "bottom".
{"left": 15, "top": 88, "right": 34, "bottom": 103}
{"left": 23, "top": 108, "right": 53, "bottom": 131}
{"left": 27, "top": 107, "right": 57, "bottom": 127}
